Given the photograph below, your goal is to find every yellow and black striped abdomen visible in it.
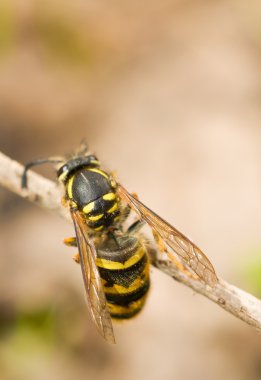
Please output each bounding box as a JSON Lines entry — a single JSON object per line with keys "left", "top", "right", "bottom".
{"left": 96, "top": 235, "right": 150, "bottom": 319}
{"left": 66, "top": 167, "right": 120, "bottom": 231}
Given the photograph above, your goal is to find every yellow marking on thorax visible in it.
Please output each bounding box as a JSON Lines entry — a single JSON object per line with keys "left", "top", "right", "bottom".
{"left": 96, "top": 246, "right": 145, "bottom": 270}
{"left": 58, "top": 171, "right": 68, "bottom": 182}
{"left": 88, "top": 168, "right": 109, "bottom": 179}
{"left": 83, "top": 201, "right": 95, "bottom": 214}
{"left": 67, "top": 176, "right": 74, "bottom": 199}
{"left": 107, "top": 203, "right": 118, "bottom": 214}
{"left": 103, "top": 192, "right": 115, "bottom": 201}
{"left": 88, "top": 213, "right": 104, "bottom": 221}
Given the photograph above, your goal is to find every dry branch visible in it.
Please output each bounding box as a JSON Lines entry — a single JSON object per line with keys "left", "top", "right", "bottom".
{"left": 0, "top": 151, "right": 69, "bottom": 219}
{"left": 0, "top": 151, "right": 261, "bottom": 332}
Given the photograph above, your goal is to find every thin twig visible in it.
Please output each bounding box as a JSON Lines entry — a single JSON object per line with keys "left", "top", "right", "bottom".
{"left": 0, "top": 151, "right": 69, "bottom": 219}
{"left": 153, "top": 259, "right": 261, "bottom": 332}
{"left": 0, "top": 151, "right": 261, "bottom": 332}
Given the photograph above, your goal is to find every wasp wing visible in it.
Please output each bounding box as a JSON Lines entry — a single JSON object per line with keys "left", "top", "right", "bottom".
{"left": 70, "top": 208, "right": 115, "bottom": 344}
{"left": 118, "top": 184, "right": 218, "bottom": 286}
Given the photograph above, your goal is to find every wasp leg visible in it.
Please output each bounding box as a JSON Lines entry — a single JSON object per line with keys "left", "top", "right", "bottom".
{"left": 63, "top": 237, "right": 80, "bottom": 263}
{"left": 106, "top": 231, "right": 122, "bottom": 249}
{"left": 73, "top": 253, "right": 80, "bottom": 264}
{"left": 119, "top": 204, "right": 131, "bottom": 224}
{"left": 21, "top": 156, "right": 63, "bottom": 189}
{"left": 127, "top": 219, "right": 145, "bottom": 234}
{"left": 121, "top": 192, "right": 144, "bottom": 232}
{"left": 63, "top": 237, "right": 77, "bottom": 247}
{"left": 152, "top": 229, "right": 198, "bottom": 280}
{"left": 126, "top": 193, "right": 146, "bottom": 233}
{"left": 127, "top": 192, "right": 139, "bottom": 200}
{"left": 61, "top": 196, "right": 68, "bottom": 207}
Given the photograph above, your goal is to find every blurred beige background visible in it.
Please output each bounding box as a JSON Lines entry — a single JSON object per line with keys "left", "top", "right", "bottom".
{"left": 0, "top": 1, "right": 261, "bottom": 380}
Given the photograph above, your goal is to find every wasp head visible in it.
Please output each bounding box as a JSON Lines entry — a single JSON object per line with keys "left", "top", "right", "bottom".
{"left": 57, "top": 155, "right": 100, "bottom": 183}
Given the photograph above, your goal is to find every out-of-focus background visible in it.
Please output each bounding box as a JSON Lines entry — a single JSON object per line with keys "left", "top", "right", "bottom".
{"left": 0, "top": 1, "right": 261, "bottom": 379}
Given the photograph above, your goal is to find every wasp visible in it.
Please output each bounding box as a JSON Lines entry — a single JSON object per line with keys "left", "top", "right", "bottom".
{"left": 21, "top": 144, "right": 218, "bottom": 344}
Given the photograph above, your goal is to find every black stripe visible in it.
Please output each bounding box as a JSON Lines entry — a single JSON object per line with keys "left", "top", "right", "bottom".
{"left": 85, "top": 197, "right": 115, "bottom": 216}
{"left": 87, "top": 209, "right": 119, "bottom": 229}
{"left": 98, "top": 254, "right": 148, "bottom": 287}
{"left": 110, "top": 295, "right": 148, "bottom": 319}
{"left": 105, "top": 278, "right": 150, "bottom": 306}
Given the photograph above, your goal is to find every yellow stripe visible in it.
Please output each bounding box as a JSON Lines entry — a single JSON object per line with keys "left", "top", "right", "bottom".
{"left": 96, "top": 246, "right": 145, "bottom": 270}
{"left": 88, "top": 168, "right": 108, "bottom": 179}
{"left": 107, "top": 295, "right": 147, "bottom": 316}
{"left": 94, "top": 225, "right": 104, "bottom": 231}
{"left": 102, "top": 266, "right": 149, "bottom": 295}
{"left": 67, "top": 176, "right": 74, "bottom": 199}
{"left": 103, "top": 192, "right": 115, "bottom": 201}
{"left": 83, "top": 202, "right": 95, "bottom": 214}
{"left": 58, "top": 170, "right": 68, "bottom": 182}
{"left": 107, "top": 203, "right": 118, "bottom": 213}
{"left": 88, "top": 213, "right": 104, "bottom": 221}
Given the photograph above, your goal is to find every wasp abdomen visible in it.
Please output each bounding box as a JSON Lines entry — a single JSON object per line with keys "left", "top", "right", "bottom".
{"left": 96, "top": 236, "right": 150, "bottom": 319}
